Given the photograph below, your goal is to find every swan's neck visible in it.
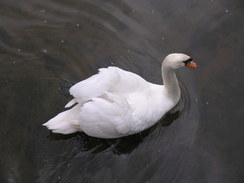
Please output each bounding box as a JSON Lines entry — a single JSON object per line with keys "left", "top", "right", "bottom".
{"left": 162, "top": 65, "right": 181, "bottom": 103}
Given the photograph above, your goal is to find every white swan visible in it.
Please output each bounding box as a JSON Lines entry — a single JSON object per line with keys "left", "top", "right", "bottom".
{"left": 43, "top": 53, "right": 197, "bottom": 138}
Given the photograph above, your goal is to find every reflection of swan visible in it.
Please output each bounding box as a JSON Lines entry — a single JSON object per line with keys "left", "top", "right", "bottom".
{"left": 43, "top": 53, "right": 197, "bottom": 138}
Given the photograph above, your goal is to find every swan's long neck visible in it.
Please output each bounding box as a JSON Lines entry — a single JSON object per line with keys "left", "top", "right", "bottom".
{"left": 162, "top": 63, "right": 181, "bottom": 103}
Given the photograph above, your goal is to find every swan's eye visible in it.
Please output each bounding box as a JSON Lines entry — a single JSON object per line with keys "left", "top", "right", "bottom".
{"left": 183, "top": 58, "right": 193, "bottom": 65}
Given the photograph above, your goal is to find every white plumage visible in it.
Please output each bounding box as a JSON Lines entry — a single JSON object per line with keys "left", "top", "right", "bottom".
{"left": 43, "top": 53, "right": 197, "bottom": 138}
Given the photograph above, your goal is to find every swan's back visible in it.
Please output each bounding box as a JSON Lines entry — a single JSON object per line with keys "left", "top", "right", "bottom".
{"left": 70, "top": 67, "right": 149, "bottom": 102}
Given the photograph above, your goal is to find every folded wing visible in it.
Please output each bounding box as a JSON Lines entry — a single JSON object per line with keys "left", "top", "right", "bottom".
{"left": 79, "top": 92, "right": 136, "bottom": 138}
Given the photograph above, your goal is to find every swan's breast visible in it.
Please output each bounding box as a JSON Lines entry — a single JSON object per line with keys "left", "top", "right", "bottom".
{"left": 122, "top": 84, "right": 174, "bottom": 132}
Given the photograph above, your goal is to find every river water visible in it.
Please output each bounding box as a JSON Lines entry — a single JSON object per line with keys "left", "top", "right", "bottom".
{"left": 0, "top": 0, "right": 243, "bottom": 182}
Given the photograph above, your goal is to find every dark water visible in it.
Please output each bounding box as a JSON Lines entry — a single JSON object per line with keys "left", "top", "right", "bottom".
{"left": 0, "top": 0, "right": 243, "bottom": 182}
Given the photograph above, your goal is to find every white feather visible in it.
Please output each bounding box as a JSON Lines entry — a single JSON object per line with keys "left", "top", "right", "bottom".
{"left": 43, "top": 104, "right": 81, "bottom": 134}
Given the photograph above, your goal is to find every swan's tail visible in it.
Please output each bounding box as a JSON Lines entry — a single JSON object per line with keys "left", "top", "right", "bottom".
{"left": 43, "top": 105, "right": 81, "bottom": 134}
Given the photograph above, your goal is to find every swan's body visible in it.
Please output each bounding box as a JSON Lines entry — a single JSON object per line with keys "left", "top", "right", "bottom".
{"left": 43, "top": 53, "right": 197, "bottom": 138}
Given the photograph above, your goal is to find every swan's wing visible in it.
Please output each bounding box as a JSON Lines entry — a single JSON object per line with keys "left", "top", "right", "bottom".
{"left": 78, "top": 92, "right": 136, "bottom": 138}
{"left": 68, "top": 67, "right": 149, "bottom": 104}
{"left": 68, "top": 67, "right": 118, "bottom": 103}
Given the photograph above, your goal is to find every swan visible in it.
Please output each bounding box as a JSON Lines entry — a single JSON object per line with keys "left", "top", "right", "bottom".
{"left": 43, "top": 53, "right": 197, "bottom": 138}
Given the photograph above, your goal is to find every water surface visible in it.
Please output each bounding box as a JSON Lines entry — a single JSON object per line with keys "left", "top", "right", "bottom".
{"left": 0, "top": 0, "right": 243, "bottom": 182}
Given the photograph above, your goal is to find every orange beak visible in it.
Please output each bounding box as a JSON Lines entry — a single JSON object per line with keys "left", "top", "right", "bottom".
{"left": 186, "top": 61, "right": 197, "bottom": 68}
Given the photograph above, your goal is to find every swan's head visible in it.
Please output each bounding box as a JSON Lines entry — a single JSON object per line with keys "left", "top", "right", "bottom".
{"left": 163, "top": 53, "right": 197, "bottom": 70}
